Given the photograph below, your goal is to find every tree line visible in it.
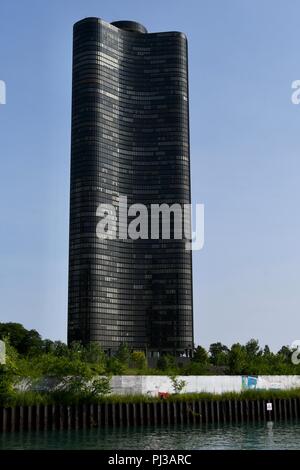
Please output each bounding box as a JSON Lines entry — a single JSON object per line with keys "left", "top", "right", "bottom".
{"left": 0, "top": 322, "right": 299, "bottom": 377}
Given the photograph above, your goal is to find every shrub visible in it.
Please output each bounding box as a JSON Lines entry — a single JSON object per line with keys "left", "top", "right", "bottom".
{"left": 106, "top": 357, "right": 126, "bottom": 375}
{"left": 53, "top": 376, "right": 111, "bottom": 403}
{"left": 0, "top": 340, "right": 19, "bottom": 405}
{"left": 131, "top": 351, "right": 147, "bottom": 370}
{"left": 116, "top": 343, "right": 131, "bottom": 366}
{"left": 192, "top": 346, "right": 209, "bottom": 365}
{"left": 0, "top": 366, "right": 15, "bottom": 405}
{"left": 157, "top": 354, "right": 177, "bottom": 372}
{"left": 169, "top": 375, "right": 186, "bottom": 394}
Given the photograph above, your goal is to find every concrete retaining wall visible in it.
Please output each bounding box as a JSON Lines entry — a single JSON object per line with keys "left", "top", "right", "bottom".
{"left": 18, "top": 375, "right": 300, "bottom": 396}
{"left": 110, "top": 375, "right": 300, "bottom": 396}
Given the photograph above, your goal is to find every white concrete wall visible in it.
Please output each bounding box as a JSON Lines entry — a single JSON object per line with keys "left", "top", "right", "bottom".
{"left": 110, "top": 375, "right": 300, "bottom": 396}
{"left": 256, "top": 376, "right": 300, "bottom": 390}
{"left": 17, "top": 375, "right": 300, "bottom": 395}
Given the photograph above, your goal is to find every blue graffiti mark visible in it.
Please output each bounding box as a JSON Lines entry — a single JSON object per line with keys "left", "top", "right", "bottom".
{"left": 242, "top": 376, "right": 258, "bottom": 390}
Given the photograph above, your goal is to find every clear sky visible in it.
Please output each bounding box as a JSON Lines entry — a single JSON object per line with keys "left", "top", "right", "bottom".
{"left": 0, "top": 0, "right": 300, "bottom": 351}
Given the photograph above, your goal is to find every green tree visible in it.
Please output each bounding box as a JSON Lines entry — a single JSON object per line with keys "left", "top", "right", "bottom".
{"left": 209, "top": 342, "right": 229, "bottom": 366}
{"left": 192, "top": 346, "right": 209, "bottom": 365}
{"left": 131, "top": 351, "right": 147, "bottom": 370}
{"left": 157, "top": 354, "right": 177, "bottom": 372}
{"left": 56, "top": 376, "right": 111, "bottom": 402}
{"left": 169, "top": 375, "right": 186, "bottom": 394}
{"left": 82, "top": 342, "right": 106, "bottom": 366}
{"left": 51, "top": 341, "right": 69, "bottom": 357}
{"left": 0, "top": 322, "right": 43, "bottom": 355}
{"left": 182, "top": 359, "right": 208, "bottom": 374}
{"left": 277, "top": 346, "right": 291, "bottom": 362}
{"left": 263, "top": 345, "right": 271, "bottom": 357}
{"left": 41, "top": 339, "right": 55, "bottom": 353}
{"left": 106, "top": 357, "right": 126, "bottom": 374}
{"left": 0, "top": 339, "right": 19, "bottom": 405}
{"left": 116, "top": 343, "right": 131, "bottom": 366}
{"left": 245, "top": 339, "right": 261, "bottom": 358}
{"left": 228, "top": 343, "right": 247, "bottom": 374}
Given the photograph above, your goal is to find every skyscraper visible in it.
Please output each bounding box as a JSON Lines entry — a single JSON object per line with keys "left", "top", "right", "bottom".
{"left": 68, "top": 17, "right": 193, "bottom": 357}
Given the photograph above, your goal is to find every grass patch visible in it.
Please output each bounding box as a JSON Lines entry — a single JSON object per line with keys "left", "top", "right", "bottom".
{"left": 3, "top": 388, "right": 300, "bottom": 407}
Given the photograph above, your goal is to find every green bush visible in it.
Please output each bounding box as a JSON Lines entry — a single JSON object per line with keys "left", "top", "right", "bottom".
{"left": 131, "top": 351, "right": 147, "bottom": 370}
{"left": 106, "top": 357, "right": 126, "bottom": 375}
{"left": 51, "top": 376, "right": 111, "bottom": 403}
{"left": 4, "top": 388, "right": 300, "bottom": 407}
{"left": 0, "top": 339, "right": 19, "bottom": 405}
{"left": 0, "top": 366, "right": 15, "bottom": 405}
{"left": 157, "top": 354, "right": 177, "bottom": 372}
{"left": 115, "top": 343, "right": 131, "bottom": 366}
{"left": 192, "top": 346, "right": 209, "bottom": 365}
{"left": 169, "top": 375, "right": 187, "bottom": 394}
{"left": 2, "top": 322, "right": 300, "bottom": 407}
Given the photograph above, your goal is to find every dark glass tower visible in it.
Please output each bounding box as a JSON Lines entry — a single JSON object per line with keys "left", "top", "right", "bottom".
{"left": 68, "top": 17, "right": 193, "bottom": 357}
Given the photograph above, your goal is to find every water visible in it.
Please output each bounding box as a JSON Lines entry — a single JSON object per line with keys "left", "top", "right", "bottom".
{"left": 1, "top": 421, "right": 299, "bottom": 450}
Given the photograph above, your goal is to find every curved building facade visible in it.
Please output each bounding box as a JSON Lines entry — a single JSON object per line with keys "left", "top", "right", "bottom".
{"left": 68, "top": 17, "right": 194, "bottom": 357}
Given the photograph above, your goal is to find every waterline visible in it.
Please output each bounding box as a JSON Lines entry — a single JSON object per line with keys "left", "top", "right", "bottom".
{"left": 1, "top": 420, "right": 300, "bottom": 450}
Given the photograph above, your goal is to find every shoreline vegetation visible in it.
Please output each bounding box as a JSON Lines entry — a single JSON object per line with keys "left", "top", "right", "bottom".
{"left": 1, "top": 393, "right": 300, "bottom": 433}
{"left": 1, "top": 322, "right": 300, "bottom": 407}
{"left": 3, "top": 389, "right": 300, "bottom": 407}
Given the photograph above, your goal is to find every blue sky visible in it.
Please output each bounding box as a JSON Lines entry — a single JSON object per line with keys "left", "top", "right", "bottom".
{"left": 0, "top": 0, "right": 300, "bottom": 351}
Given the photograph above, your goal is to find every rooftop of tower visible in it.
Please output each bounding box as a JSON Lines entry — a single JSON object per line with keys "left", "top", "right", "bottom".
{"left": 110, "top": 20, "right": 148, "bottom": 34}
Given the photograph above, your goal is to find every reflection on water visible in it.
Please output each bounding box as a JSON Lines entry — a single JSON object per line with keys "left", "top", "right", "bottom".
{"left": 1, "top": 420, "right": 300, "bottom": 450}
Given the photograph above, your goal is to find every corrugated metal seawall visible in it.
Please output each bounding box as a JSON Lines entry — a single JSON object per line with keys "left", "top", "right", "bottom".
{"left": 1, "top": 398, "right": 299, "bottom": 432}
